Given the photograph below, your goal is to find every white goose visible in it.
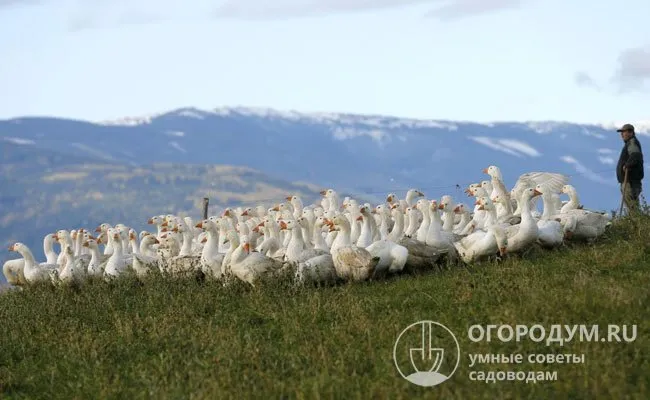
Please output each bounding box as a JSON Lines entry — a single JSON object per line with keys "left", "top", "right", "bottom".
{"left": 454, "top": 223, "right": 508, "bottom": 264}
{"left": 325, "top": 214, "right": 379, "bottom": 281}
{"left": 229, "top": 235, "right": 287, "bottom": 286}
{"left": 501, "top": 187, "right": 540, "bottom": 254}
{"left": 8, "top": 242, "right": 58, "bottom": 284}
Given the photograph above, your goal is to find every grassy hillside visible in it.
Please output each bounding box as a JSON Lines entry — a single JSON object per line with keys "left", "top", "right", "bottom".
{"left": 1, "top": 214, "right": 648, "bottom": 398}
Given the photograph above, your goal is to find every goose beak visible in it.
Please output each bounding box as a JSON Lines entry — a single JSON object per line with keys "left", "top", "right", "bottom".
{"left": 252, "top": 225, "right": 260, "bottom": 233}
{"left": 474, "top": 200, "right": 480, "bottom": 206}
{"left": 82, "top": 242, "right": 89, "bottom": 247}
{"left": 356, "top": 215, "right": 363, "bottom": 221}
{"left": 417, "top": 191, "right": 424, "bottom": 197}
{"left": 438, "top": 203, "right": 445, "bottom": 210}
{"left": 499, "top": 247, "right": 507, "bottom": 256}
{"left": 8, "top": 244, "right": 14, "bottom": 251}
{"left": 147, "top": 218, "right": 153, "bottom": 224}
{"left": 161, "top": 221, "right": 168, "bottom": 227}
{"left": 286, "top": 196, "right": 293, "bottom": 201}
{"left": 279, "top": 220, "right": 288, "bottom": 230}
{"left": 533, "top": 189, "right": 542, "bottom": 196}
{"left": 243, "top": 243, "right": 250, "bottom": 252}
{"left": 95, "top": 227, "right": 101, "bottom": 232}
{"left": 201, "top": 236, "right": 207, "bottom": 243}
{"left": 195, "top": 222, "right": 203, "bottom": 228}
{"left": 52, "top": 234, "right": 59, "bottom": 241}
{"left": 272, "top": 205, "right": 280, "bottom": 212}
{"left": 482, "top": 168, "right": 488, "bottom": 173}
{"left": 386, "top": 195, "right": 393, "bottom": 202}
{"left": 241, "top": 210, "right": 249, "bottom": 216}
{"left": 320, "top": 190, "right": 327, "bottom": 196}
{"left": 478, "top": 205, "right": 485, "bottom": 210}
{"left": 453, "top": 205, "right": 460, "bottom": 213}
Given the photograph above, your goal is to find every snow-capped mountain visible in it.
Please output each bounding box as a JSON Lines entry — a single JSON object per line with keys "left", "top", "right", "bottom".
{"left": 1, "top": 106, "right": 648, "bottom": 211}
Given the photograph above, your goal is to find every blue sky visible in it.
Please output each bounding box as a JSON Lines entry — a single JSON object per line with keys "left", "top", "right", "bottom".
{"left": 0, "top": 0, "right": 649, "bottom": 124}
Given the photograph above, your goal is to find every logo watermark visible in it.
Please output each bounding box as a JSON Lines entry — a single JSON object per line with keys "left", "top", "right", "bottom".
{"left": 394, "top": 322, "right": 637, "bottom": 385}
{"left": 393, "top": 320, "right": 460, "bottom": 387}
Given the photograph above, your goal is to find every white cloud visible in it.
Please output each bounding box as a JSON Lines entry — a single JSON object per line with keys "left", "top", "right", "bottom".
{"left": 498, "top": 139, "right": 541, "bottom": 157}
{"left": 468, "top": 136, "right": 522, "bottom": 157}
{"left": 2, "top": 136, "right": 34, "bottom": 145}
{"left": 560, "top": 155, "right": 611, "bottom": 184}
{"left": 169, "top": 141, "right": 187, "bottom": 153}
{"left": 598, "top": 156, "right": 615, "bottom": 165}
{"left": 332, "top": 127, "right": 387, "bottom": 143}
{"left": 468, "top": 136, "right": 540, "bottom": 157}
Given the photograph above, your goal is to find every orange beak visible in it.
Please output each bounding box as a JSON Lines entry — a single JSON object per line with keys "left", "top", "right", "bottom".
{"left": 195, "top": 221, "right": 203, "bottom": 228}
{"left": 8, "top": 244, "right": 14, "bottom": 251}
{"left": 438, "top": 203, "right": 445, "bottom": 210}
{"left": 320, "top": 190, "right": 327, "bottom": 196}
{"left": 243, "top": 243, "right": 250, "bottom": 252}
{"left": 82, "top": 242, "right": 89, "bottom": 247}
{"left": 272, "top": 205, "right": 280, "bottom": 212}
{"left": 499, "top": 247, "right": 507, "bottom": 256}
{"left": 147, "top": 218, "right": 153, "bottom": 224}
{"left": 356, "top": 215, "right": 363, "bottom": 221}
{"left": 161, "top": 227, "right": 168, "bottom": 232}
{"left": 533, "top": 189, "right": 542, "bottom": 196}
{"left": 252, "top": 225, "right": 260, "bottom": 233}
{"left": 474, "top": 199, "right": 480, "bottom": 206}
{"left": 52, "top": 234, "right": 59, "bottom": 241}
{"left": 391, "top": 204, "right": 398, "bottom": 209}
{"left": 478, "top": 205, "right": 485, "bottom": 210}
{"left": 453, "top": 205, "right": 460, "bottom": 213}
{"left": 113, "top": 234, "right": 119, "bottom": 240}
{"left": 279, "top": 220, "right": 288, "bottom": 230}
{"left": 386, "top": 195, "right": 394, "bottom": 202}
{"left": 172, "top": 227, "right": 179, "bottom": 233}
{"left": 95, "top": 227, "right": 101, "bottom": 232}
{"left": 223, "top": 210, "right": 231, "bottom": 217}
{"left": 286, "top": 196, "right": 293, "bottom": 201}
{"left": 201, "top": 236, "right": 207, "bottom": 243}
{"left": 241, "top": 210, "right": 249, "bottom": 216}
{"left": 161, "top": 221, "right": 168, "bottom": 227}
{"left": 152, "top": 238, "right": 159, "bottom": 244}
{"left": 482, "top": 168, "right": 488, "bottom": 173}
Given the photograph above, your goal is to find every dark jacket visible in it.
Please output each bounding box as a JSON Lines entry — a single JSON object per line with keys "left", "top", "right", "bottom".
{"left": 616, "top": 135, "right": 644, "bottom": 183}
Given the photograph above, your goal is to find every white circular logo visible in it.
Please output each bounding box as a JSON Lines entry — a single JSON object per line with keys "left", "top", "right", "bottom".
{"left": 393, "top": 320, "right": 461, "bottom": 387}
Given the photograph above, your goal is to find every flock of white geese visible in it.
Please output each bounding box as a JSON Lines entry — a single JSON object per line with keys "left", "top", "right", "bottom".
{"left": 4, "top": 165, "right": 613, "bottom": 289}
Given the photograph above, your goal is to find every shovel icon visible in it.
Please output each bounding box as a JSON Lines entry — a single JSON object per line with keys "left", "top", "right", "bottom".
{"left": 409, "top": 321, "right": 444, "bottom": 373}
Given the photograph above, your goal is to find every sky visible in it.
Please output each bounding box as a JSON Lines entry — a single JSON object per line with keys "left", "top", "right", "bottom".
{"left": 0, "top": 0, "right": 649, "bottom": 124}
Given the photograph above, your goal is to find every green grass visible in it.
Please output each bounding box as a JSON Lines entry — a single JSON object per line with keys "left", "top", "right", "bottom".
{"left": 1, "top": 215, "right": 650, "bottom": 399}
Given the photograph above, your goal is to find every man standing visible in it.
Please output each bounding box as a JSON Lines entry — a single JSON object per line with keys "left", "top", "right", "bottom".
{"left": 616, "top": 124, "right": 644, "bottom": 214}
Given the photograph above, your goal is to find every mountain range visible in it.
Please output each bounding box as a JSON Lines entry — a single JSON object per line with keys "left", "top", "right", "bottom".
{"left": 1, "top": 106, "right": 647, "bottom": 279}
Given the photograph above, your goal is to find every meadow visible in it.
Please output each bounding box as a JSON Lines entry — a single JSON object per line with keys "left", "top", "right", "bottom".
{"left": 1, "top": 213, "right": 649, "bottom": 399}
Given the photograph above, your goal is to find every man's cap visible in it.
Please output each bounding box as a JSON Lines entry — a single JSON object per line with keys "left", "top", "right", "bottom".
{"left": 617, "top": 123, "right": 635, "bottom": 132}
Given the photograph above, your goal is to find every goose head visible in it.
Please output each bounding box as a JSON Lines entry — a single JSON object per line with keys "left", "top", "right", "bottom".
{"left": 386, "top": 193, "right": 397, "bottom": 204}
{"left": 83, "top": 238, "right": 98, "bottom": 249}
{"left": 439, "top": 195, "right": 454, "bottom": 211}
{"left": 415, "top": 198, "right": 429, "bottom": 212}
{"left": 464, "top": 183, "right": 479, "bottom": 196}
{"left": 483, "top": 165, "right": 502, "bottom": 180}
{"left": 405, "top": 189, "right": 425, "bottom": 205}
{"left": 453, "top": 204, "right": 466, "bottom": 214}
{"left": 8, "top": 242, "right": 26, "bottom": 253}
{"left": 95, "top": 223, "right": 112, "bottom": 233}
